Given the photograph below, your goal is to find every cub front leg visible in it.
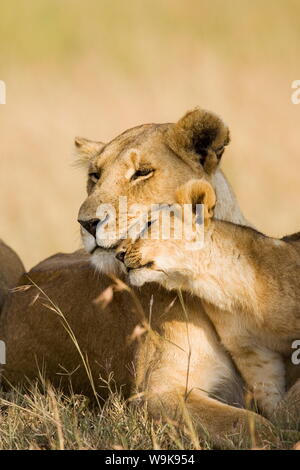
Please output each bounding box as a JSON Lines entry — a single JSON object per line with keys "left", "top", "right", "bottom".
{"left": 145, "top": 387, "right": 276, "bottom": 448}
{"left": 231, "top": 346, "right": 285, "bottom": 419}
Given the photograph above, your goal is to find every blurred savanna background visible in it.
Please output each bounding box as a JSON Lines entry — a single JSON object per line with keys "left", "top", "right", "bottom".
{"left": 1, "top": 0, "right": 300, "bottom": 269}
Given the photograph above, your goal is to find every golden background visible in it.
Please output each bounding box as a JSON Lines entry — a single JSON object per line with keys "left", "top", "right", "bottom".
{"left": 1, "top": 0, "right": 299, "bottom": 269}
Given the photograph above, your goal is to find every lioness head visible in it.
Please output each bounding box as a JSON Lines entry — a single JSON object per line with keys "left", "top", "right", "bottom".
{"left": 115, "top": 179, "right": 216, "bottom": 289}
{"left": 77, "top": 108, "right": 241, "bottom": 274}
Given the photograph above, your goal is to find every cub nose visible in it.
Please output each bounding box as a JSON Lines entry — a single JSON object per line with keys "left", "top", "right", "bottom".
{"left": 116, "top": 250, "right": 126, "bottom": 263}
{"left": 78, "top": 218, "right": 99, "bottom": 238}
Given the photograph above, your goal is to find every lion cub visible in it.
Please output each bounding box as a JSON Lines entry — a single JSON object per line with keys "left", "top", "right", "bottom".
{"left": 116, "top": 179, "right": 300, "bottom": 419}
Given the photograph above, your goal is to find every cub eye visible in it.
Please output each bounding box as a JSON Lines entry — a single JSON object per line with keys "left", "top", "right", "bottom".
{"left": 131, "top": 168, "right": 154, "bottom": 181}
{"left": 89, "top": 172, "right": 100, "bottom": 184}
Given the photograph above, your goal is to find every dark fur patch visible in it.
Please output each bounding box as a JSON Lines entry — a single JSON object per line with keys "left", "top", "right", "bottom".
{"left": 193, "top": 127, "right": 218, "bottom": 155}
{"left": 165, "top": 108, "right": 230, "bottom": 174}
{"left": 282, "top": 231, "right": 300, "bottom": 243}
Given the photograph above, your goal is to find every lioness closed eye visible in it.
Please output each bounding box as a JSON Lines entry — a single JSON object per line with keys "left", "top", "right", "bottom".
{"left": 116, "top": 179, "right": 300, "bottom": 419}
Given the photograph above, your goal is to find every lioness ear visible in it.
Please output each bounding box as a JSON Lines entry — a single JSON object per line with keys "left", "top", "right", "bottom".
{"left": 176, "top": 179, "right": 216, "bottom": 224}
{"left": 166, "top": 108, "right": 230, "bottom": 174}
{"left": 74, "top": 137, "right": 105, "bottom": 165}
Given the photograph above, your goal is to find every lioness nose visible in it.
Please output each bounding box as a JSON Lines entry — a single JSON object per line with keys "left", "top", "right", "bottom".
{"left": 78, "top": 218, "right": 99, "bottom": 238}
{"left": 116, "top": 250, "right": 126, "bottom": 263}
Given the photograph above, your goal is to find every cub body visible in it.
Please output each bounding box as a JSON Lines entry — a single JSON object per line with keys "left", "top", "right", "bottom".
{"left": 118, "top": 180, "right": 300, "bottom": 418}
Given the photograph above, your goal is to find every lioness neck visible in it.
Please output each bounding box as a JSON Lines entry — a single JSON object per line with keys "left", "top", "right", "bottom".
{"left": 212, "top": 170, "right": 253, "bottom": 227}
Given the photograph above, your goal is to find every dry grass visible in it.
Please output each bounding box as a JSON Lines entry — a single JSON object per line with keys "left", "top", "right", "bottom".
{"left": 0, "top": 381, "right": 177, "bottom": 451}
{"left": 0, "top": 381, "right": 299, "bottom": 450}
{"left": 0, "top": 382, "right": 173, "bottom": 451}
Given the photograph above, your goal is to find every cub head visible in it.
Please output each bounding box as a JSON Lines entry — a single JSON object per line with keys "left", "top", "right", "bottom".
{"left": 77, "top": 108, "right": 229, "bottom": 274}
{"left": 115, "top": 179, "right": 216, "bottom": 288}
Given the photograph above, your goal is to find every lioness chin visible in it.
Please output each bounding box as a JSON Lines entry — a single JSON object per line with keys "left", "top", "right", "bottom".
{"left": 117, "top": 179, "right": 300, "bottom": 422}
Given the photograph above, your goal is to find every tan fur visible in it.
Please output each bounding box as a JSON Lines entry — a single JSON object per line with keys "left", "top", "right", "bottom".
{"left": 120, "top": 180, "right": 300, "bottom": 420}
{"left": 0, "top": 240, "right": 24, "bottom": 311}
{"left": 0, "top": 109, "right": 275, "bottom": 445}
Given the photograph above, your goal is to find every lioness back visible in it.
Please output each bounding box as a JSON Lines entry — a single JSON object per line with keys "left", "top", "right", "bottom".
{"left": 0, "top": 240, "right": 25, "bottom": 311}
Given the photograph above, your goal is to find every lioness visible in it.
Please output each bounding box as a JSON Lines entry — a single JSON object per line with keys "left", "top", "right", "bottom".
{"left": 0, "top": 109, "right": 276, "bottom": 446}
{"left": 116, "top": 179, "right": 300, "bottom": 420}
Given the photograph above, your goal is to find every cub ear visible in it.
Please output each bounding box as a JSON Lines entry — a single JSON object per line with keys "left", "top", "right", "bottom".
{"left": 74, "top": 137, "right": 105, "bottom": 165}
{"left": 166, "top": 108, "right": 230, "bottom": 174}
{"left": 176, "top": 179, "right": 216, "bottom": 224}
